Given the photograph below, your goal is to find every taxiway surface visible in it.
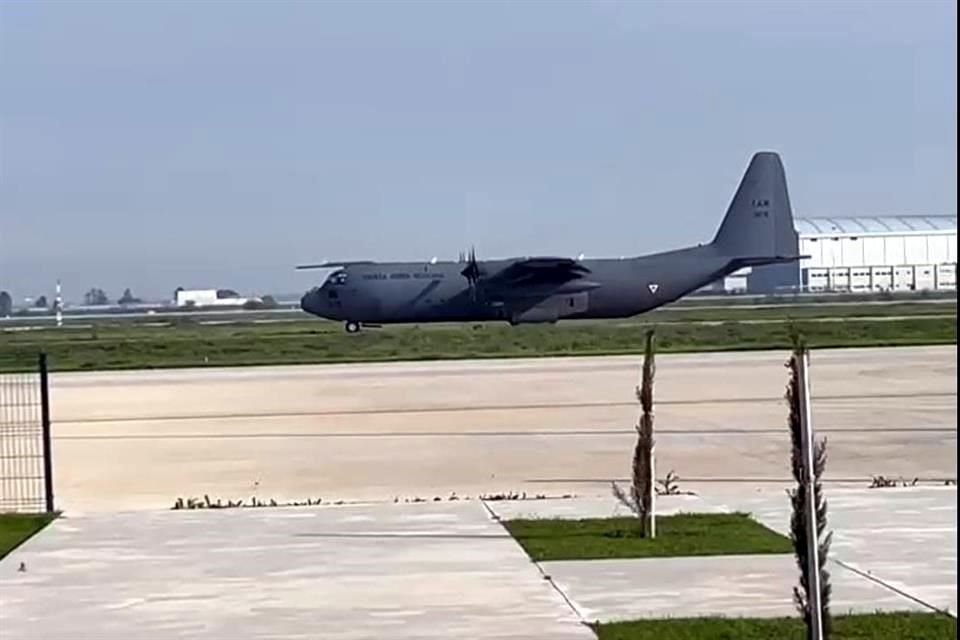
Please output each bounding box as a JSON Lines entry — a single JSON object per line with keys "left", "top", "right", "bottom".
{"left": 48, "top": 345, "right": 956, "bottom": 512}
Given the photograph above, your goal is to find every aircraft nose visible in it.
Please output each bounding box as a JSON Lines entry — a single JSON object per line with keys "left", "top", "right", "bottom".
{"left": 300, "top": 288, "right": 324, "bottom": 315}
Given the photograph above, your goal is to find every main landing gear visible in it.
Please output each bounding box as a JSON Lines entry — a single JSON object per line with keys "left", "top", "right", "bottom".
{"left": 344, "top": 321, "right": 361, "bottom": 334}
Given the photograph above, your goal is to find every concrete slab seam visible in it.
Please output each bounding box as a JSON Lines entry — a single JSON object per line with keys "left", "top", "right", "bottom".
{"left": 708, "top": 495, "right": 958, "bottom": 620}
{"left": 833, "top": 558, "right": 957, "bottom": 619}
{"left": 479, "top": 498, "right": 590, "bottom": 626}
{"left": 51, "top": 390, "right": 959, "bottom": 425}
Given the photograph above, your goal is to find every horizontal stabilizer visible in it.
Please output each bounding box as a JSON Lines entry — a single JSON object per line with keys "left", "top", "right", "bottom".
{"left": 729, "top": 254, "right": 809, "bottom": 269}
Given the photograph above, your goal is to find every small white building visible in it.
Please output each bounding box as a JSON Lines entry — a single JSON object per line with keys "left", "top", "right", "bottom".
{"left": 174, "top": 289, "right": 258, "bottom": 307}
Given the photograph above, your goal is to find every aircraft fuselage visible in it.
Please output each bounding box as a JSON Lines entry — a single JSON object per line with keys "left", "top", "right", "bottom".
{"left": 301, "top": 245, "right": 736, "bottom": 327}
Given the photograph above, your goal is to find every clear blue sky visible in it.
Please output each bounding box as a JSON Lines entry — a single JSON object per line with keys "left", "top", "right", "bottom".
{"left": 1, "top": 0, "right": 956, "bottom": 302}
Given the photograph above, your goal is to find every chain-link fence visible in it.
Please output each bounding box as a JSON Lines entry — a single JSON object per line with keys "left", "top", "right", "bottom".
{"left": 0, "top": 353, "right": 54, "bottom": 513}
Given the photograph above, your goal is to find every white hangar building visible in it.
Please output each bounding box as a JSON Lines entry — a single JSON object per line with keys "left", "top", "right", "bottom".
{"left": 795, "top": 215, "right": 956, "bottom": 292}
{"left": 719, "top": 214, "right": 957, "bottom": 293}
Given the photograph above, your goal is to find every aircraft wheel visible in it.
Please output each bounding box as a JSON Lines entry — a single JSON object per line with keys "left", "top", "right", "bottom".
{"left": 345, "top": 321, "right": 361, "bottom": 334}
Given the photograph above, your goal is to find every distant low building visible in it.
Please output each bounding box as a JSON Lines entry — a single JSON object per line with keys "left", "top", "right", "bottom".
{"left": 174, "top": 288, "right": 259, "bottom": 308}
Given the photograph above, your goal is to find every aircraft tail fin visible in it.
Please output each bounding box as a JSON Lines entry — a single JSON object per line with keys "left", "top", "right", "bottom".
{"left": 711, "top": 151, "right": 801, "bottom": 263}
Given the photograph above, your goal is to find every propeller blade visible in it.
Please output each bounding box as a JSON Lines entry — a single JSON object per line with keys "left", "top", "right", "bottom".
{"left": 460, "top": 245, "right": 482, "bottom": 301}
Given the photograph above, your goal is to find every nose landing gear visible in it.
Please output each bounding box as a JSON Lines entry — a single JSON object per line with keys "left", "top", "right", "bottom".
{"left": 344, "top": 321, "right": 361, "bottom": 334}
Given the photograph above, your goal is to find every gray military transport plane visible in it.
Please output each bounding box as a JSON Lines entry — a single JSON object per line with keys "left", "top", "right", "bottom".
{"left": 299, "top": 151, "right": 802, "bottom": 333}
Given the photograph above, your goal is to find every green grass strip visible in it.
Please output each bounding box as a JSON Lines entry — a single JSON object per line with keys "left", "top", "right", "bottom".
{"left": 591, "top": 611, "right": 957, "bottom": 639}
{"left": 0, "top": 316, "right": 954, "bottom": 373}
{"left": 503, "top": 513, "right": 793, "bottom": 562}
{"left": 0, "top": 512, "right": 56, "bottom": 560}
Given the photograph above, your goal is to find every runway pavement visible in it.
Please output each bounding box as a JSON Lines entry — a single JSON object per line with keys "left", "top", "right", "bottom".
{"left": 48, "top": 345, "right": 956, "bottom": 512}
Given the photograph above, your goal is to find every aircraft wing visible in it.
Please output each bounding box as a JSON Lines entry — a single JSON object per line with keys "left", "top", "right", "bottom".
{"left": 296, "top": 261, "right": 375, "bottom": 270}
{"left": 481, "top": 257, "right": 592, "bottom": 296}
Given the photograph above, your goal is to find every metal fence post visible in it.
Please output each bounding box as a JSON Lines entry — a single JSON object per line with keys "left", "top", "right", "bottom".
{"left": 649, "top": 440, "right": 656, "bottom": 539}
{"left": 798, "top": 349, "right": 823, "bottom": 640}
{"left": 39, "top": 352, "right": 55, "bottom": 513}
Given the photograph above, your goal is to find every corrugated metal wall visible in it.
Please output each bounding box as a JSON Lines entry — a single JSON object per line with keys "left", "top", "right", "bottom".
{"left": 796, "top": 230, "right": 956, "bottom": 292}
{"left": 800, "top": 233, "right": 955, "bottom": 268}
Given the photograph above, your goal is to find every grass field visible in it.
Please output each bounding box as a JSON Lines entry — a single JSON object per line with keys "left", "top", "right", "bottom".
{"left": 0, "top": 513, "right": 56, "bottom": 560}
{"left": 502, "top": 513, "right": 793, "bottom": 561}
{"left": 590, "top": 611, "right": 957, "bottom": 639}
{"left": 0, "top": 303, "right": 954, "bottom": 373}
{"left": 3, "top": 299, "right": 954, "bottom": 328}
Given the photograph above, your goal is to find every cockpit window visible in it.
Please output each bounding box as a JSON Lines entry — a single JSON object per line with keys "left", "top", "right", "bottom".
{"left": 327, "top": 270, "right": 348, "bottom": 286}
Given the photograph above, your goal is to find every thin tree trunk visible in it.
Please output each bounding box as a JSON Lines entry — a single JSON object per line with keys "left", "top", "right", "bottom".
{"left": 612, "top": 329, "right": 656, "bottom": 537}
